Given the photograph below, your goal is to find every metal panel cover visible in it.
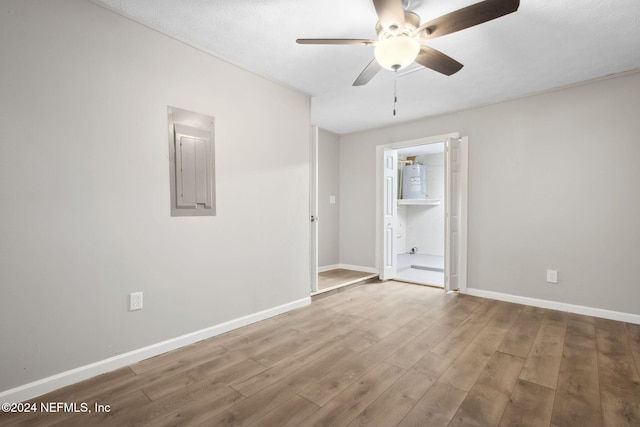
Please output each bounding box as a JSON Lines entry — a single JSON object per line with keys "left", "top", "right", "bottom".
{"left": 168, "top": 106, "right": 215, "bottom": 217}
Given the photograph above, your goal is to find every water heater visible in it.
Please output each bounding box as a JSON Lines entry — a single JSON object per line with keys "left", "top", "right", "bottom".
{"left": 402, "top": 164, "right": 427, "bottom": 199}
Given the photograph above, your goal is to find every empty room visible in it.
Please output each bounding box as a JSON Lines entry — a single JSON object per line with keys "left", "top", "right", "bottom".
{"left": 1, "top": 0, "right": 639, "bottom": 426}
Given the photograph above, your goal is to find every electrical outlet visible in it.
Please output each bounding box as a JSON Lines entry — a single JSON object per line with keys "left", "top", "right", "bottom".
{"left": 546, "top": 270, "right": 558, "bottom": 284}
{"left": 129, "top": 292, "right": 143, "bottom": 311}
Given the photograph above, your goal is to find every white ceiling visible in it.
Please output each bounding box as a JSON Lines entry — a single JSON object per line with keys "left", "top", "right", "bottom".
{"left": 95, "top": 0, "right": 640, "bottom": 134}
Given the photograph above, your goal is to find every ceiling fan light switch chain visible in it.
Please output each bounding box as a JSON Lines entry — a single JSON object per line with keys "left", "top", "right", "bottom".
{"left": 393, "top": 74, "right": 398, "bottom": 116}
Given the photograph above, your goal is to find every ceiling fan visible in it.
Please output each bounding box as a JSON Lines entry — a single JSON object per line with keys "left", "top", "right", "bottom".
{"left": 296, "top": 0, "right": 520, "bottom": 86}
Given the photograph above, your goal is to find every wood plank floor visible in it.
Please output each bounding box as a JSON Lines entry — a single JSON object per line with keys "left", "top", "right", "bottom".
{"left": 2, "top": 281, "right": 639, "bottom": 426}
{"left": 317, "top": 269, "right": 376, "bottom": 291}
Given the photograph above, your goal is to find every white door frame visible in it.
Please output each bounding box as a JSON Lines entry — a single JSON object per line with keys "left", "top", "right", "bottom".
{"left": 310, "top": 126, "right": 319, "bottom": 293}
{"left": 375, "top": 132, "right": 468, "bottom": 293}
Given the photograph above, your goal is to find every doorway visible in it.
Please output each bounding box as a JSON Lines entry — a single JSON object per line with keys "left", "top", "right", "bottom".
{"left": 376, "top": 133, "right": 468, "bottom": 293}
{"left": 396, "top": 143, "right": 445, "bottom": 287}
{"left": 310, "top": 127, "right": 378, "bottom": 295}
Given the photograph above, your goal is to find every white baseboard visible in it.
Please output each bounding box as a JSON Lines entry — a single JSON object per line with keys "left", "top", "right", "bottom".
{"left": 465, "top": 288, "right": 640, "bottom": 325}
{"left": 318, "top": 264, "right": 378, "bottom": 275}
{"left": 318, "top": 264, "right": 340, "bottom": 273}
{"left": 0, "top": 297, "right": 311, "bottom": 403}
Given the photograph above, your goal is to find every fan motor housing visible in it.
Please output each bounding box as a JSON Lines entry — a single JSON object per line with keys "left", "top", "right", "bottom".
{"left": 376, "top": 11, "right": 420, "bottom": 39}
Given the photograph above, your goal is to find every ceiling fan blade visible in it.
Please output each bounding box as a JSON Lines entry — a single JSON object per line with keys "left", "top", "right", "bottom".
{"left": 296, "top": 38, "right": 375, "bottom": 45}
{"left": 372, "top": 0, "right": 405, "bottom": 30}
{"left": 417, "top": 0, "right": 519, "bottom": 40}
{"left": 353, "top": 59, "right": 382, "bottom": 86}
{"left": 415, "top": 46, "right": 463, "bottom": 76}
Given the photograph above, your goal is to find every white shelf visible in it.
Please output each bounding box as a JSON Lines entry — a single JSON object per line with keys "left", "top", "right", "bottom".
{"left": 398, "top": 198, "right": 441, "bottom": 206}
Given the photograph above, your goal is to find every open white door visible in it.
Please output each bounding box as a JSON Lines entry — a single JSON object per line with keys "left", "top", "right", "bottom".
{"left": 380, "top": 149, "right": 398, "bottom": 281}
{"left": 310, "top": 126, "right": 319, "bottom": 293}
{"left": 445, "top": 136, "right": 468, "bottom": 292}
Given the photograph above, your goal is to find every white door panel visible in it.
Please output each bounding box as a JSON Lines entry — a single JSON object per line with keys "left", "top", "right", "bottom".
{"left": 445, "top": 136, "right": 468, "bottom": 292}
{"left": 381, "top": 149, "right": 398, "bottom": 281}
{"left": 445, "top": 137, "right": 460, "bottom": 292}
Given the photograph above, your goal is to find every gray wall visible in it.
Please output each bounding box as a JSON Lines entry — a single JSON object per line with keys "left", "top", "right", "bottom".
{"left": 339, "top": 71, "right": 640, "bottom": 316}
{"left": 318, "top": 129, "right": 340, "bottom": 267}
{"left": 0, "top": 0, "right": 310, "bottom": 391}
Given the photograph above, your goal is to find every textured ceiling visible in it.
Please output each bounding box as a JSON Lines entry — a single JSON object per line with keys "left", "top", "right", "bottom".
{"left": 95, "top": 0, "right": 640, "bottom": 134}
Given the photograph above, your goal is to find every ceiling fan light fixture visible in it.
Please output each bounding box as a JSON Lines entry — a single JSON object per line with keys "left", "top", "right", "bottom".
{"left": 374, "top": 35, "right": 420, "bottom": 71}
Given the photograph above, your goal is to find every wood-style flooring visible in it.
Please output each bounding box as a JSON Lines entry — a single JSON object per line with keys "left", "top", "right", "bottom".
{"left": 317, "top": 269, "right": 376, "bottom": 291}
{"left": 2, "top": 281, "right": 640, "bottom": 426}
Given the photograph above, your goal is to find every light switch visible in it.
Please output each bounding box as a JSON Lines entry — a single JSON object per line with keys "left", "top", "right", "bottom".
{"left": 329, "top": 195, "right": 336, "bottom": 204}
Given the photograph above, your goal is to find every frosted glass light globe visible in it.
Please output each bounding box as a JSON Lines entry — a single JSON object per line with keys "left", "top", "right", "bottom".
{"left": 374, "top": 35, "right": 420, "bottom": 71}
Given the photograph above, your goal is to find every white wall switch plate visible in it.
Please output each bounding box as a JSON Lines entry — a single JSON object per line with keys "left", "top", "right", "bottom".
{"left": 546, "top": 270, "right": 558, "bottom": 283}
{"left": 329, "top": 195, "right": 336, "bottom": 204}
{"left": 129, "top": 292, "right": 143, "bottom": 311}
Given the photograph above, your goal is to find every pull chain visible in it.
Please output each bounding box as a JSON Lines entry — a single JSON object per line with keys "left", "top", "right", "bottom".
{"left": 393, "top": 72, "right": 398, "bottom": 116}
